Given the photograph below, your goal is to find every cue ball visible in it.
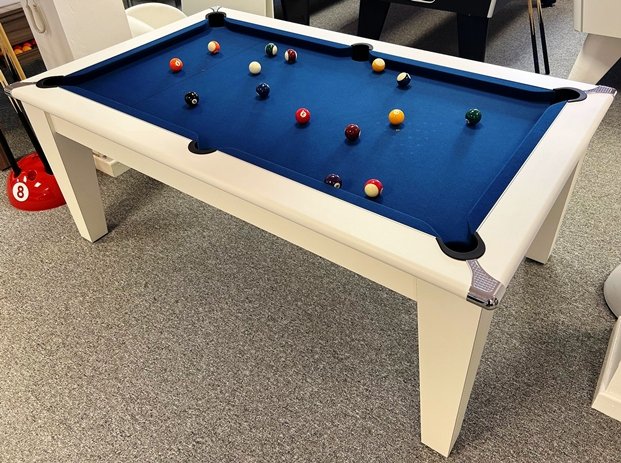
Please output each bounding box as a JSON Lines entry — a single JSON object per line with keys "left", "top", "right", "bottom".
{"left": 169, "top": 57, "right": 183, "bottom": 72}
{"left": 284, "top": 49, "right": 297, "bottom": 63}
{"left": 388, "top": 109, "right": 405, "bottom": 125}
{"left": 265, "top": 42, "right": 278, "bottom": 57}
{"left": 207, "top": 40, "right": 220, "bottom": 54}
{"left": 324, "top": 173, "right": 342, "bottom": 188}
{"left": 372, "top": 58, "right": 385, "bottom": 72}
{"left": 295, "top": 107, "right": 311, "bottom": 124}
{"left": 184, "top": 91, "right": 199, "bottom": 107}
{"left": 249, "top": 61, "right": 262, "bottom": 75}
{"left": 344, "top": 123, "right": 361, "bottom": 141}
{"left": 397, "top": 72, "right": 411, "bottom": 87}
{"left": 364, "top": 179, "right": 383, "bottom": 198}
{"left": 256, "top": 82, "right": 270, "bottom": 98}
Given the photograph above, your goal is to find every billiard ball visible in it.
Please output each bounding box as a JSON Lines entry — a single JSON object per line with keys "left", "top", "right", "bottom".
{"left": 284, "top": 49, "right": 297, "bottom": 63}
{"left": 184, "top": 91, "right": 199, "bottom": 107}
{"left": 324, "top": 173, "right": 342, "bottom": 189}
{"left": 388, "top": 109, "right": 405, "bottom": 125}
{"left": 169, "top": 57, "right": 183, "bottom": 72}
{"left": 344, "top": 123, "right": 361, "bottom": 141}
{"left": 372, "top": 58, "right": 385, "bottom": 72}
{"left": 397, "top": 72, "right": 411, "bottom": 87}
{"left": 249, "top": 61, "right": 262, "bottom": 75}
{"left": 256, "top": 82, "right": 270, "bottom": 98}
{"left": 465, "top": 108, "right": 482, "bottom": 126}
{"left": 207, "top": 40, "right": 220, "bottom": 54}
{"left": 364, "top": 179, "right": 383, "bottom": 198}
{"left": 265, "top": 42, "right": 278, "bottom": 57}
{"left": 295, "top": 107, "right": 311, "bottom": 124}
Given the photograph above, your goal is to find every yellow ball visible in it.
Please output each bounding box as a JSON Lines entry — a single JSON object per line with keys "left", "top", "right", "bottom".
{"left": 371, "top": 58, "right": 385, "bottom": 72}
{"left": 388, "top": 109, "right": 405, "bottom": 125}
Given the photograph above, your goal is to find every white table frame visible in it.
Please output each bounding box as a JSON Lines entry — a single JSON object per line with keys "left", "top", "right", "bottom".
{"left": 9, "top": 9, "right": 615, "bottom": 457}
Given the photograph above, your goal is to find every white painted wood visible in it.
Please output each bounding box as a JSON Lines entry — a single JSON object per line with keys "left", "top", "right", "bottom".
{"left": 23, "top": 104, "right": 108, "bottom": 242}
{"left": 10, "top": 10, "right": 615, "bottom": 456}
{"left": 417, "top": 279, "right": 494, "bottom": 457}
{"left": 92, "top": 151, "right": 131, "bottom": 177}
{"left": 526, "top": 159, "right": 583, "bottom": 264}
{"left": 592, "top": 317, "right": 621, "bottom": 422}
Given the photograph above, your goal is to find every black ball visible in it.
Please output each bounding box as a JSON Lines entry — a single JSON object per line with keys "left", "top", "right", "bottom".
{"left": 324, "top": 173, "right": 342, "bottom": 188}
{"left": 185, "top": 91, "right": 199, "bottom": 107}
{"left": 256, "top": 82, "right": 270, "bottom": 99}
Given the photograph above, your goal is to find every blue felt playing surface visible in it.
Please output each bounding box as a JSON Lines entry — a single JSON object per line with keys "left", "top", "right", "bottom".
{"left": 58, "top": 17, "right": 567, "bottom": 250}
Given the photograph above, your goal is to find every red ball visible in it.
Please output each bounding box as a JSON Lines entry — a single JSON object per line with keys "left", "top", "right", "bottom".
{"left": 284, "top": 48, "right": 297, "bottom": 63}
{"left": 295, "top": 107, "right": 311, "bottom": 124}
{"left": 169, "top": 57, "right": 183, "bottom": 72}
{"left": 364, "top": 179, "right": 383, "bottom": 198}
{"left": 344, "top": 123, "right": 361, "bottom": 141}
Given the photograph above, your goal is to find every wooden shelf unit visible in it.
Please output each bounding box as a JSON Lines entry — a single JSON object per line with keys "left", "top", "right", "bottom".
{"left": 0, "top": 3, "right": 41, "bottom": 67}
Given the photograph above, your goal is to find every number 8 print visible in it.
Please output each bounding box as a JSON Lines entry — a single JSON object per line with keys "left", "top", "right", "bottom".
{"left": 12, "top": 182, "right": 29, "bottom": 202}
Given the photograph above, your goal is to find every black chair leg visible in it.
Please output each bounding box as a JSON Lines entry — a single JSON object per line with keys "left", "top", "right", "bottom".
{"left": 456, "top": 14, "right": 489, "bottom": 61}
{"left": 357, "top": 0, "right": 391, "bottom": 40}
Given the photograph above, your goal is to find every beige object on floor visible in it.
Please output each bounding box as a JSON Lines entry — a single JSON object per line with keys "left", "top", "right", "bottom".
{"left": 591, "top": 267, "right": 621, "bottom": 423}
{"left": 569, "top": 0, "right": 621, "bottom": 83}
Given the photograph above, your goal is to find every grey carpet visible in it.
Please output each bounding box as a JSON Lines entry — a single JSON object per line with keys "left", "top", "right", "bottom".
{"left": 1, "top": 1, "right": 620, "bottom": 461}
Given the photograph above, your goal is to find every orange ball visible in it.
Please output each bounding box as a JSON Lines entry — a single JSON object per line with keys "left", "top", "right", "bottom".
{"left": 371, "top": 58, "right": 385, "bottom": 72}
{"left": 388, "top": 109, "right": 405, "bottom": 125}
{"left": 169, "top": 57, "right": 183, "bottom": 72}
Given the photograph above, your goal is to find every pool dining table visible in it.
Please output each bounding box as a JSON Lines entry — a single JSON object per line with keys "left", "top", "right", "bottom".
{"left": 9, "top": 8, "right": 614, "bottom": 457}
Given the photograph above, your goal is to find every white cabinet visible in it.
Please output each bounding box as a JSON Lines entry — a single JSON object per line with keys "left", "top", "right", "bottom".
{"left": 20, "top": 0, "right": 132, "bottom": 69}
{"left": 574, "top": 0, "right": 621, "bottom": 38}
{"left": 569, "top": 0, "right": 621, "bottom": 83}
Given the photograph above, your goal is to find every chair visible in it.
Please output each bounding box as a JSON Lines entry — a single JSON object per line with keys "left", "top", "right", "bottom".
{"left": 126, "top": 15, "right": 155, "bottom": 37}
{"left": 125, "top": 3, "right": 187, "bottom": 30}
{"left": 182, "top": 0, "right": 274, "bottom": 17}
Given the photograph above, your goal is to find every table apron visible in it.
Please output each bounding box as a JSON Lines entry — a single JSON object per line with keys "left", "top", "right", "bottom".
{"left": 48, "top": 113, "right": 422, "bottom": 301}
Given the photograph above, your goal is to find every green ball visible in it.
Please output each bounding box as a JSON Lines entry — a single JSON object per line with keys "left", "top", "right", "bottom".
{"left": 265, "top": 42, "right": 278, "bottom": 57}
{"left": 465, "top": 108, "right": 482, "bottom": 126}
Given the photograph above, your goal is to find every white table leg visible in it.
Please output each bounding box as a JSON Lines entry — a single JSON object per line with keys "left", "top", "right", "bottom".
{"left": 526, "top": 159, "right": 583, "bottom": 264}
{"left": 23, "top": 104, "right": 108, "bottom": 242}
{"left": 592, "top": 317, "right": 621, "bottom": 422}
{"left": 569, "top": 34, "right": 621, "bottom": 84}
{"left": 417, "top": 280, "right": 494, "bottom": 456}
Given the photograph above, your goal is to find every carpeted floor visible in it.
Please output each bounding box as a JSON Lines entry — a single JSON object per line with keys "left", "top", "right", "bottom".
{"left": 1, "top": 1, "right": 620, "bottom": 462}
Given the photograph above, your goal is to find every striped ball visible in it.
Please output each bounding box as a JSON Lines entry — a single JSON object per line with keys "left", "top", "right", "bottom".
{"left": 397, "top": 72, "right": 411, "bottom": 87}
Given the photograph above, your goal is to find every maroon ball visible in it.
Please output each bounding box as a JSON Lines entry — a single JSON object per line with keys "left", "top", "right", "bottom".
{"left": 344, "top": 123, "right": 361, "bottom": 141}
{"left": 284, "top": 49, "right": 297, "bottom": 63}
